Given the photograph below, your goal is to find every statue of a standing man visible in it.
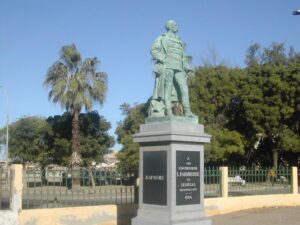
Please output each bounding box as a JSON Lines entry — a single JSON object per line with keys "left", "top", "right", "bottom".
{"left": 149, "top": 20, "right": 196, "bottom": 118}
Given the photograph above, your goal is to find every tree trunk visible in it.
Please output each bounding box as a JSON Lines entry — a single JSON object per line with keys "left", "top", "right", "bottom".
{"left": 71, "top": 109, "right": 82, "bottom": 188}
{"left": 71, "top": 109, "right": 82, "bottom": 166}
{"left": 89, "top": 168, "right": 96, "bottom": 188}
{"left": 272, "top": 149, "right": 278, "bottom": 170}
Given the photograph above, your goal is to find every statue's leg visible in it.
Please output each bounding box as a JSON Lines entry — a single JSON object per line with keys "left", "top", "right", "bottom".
{"left": 174, "top": 72, "right": 194, "bottom": 117}
{"left": 164, "top": 69, "right": 174, "bottom": 116}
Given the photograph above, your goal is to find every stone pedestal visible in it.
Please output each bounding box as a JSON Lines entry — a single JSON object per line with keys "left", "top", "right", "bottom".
{"left": 132, "top": 121, "right": 211, "bottom": 225}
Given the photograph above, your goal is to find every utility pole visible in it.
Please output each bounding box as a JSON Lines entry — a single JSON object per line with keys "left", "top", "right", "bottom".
{"left": 0, "top": 85, "right": 9, "bottom": 165}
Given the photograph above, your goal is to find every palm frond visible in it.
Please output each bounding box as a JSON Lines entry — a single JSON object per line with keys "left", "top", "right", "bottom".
{"left": 82, "top": 57, "right": 99, "bottom": 76}
{"left": 44, "top": 62, "right": 67, "bottom": 87}
{"left": 44, "top": 44, "right": 108, "bottom": 113}
{"left": 73, "top": 91, "right": 85, "bottom": 112}
{"left": 69, "top": 77, "right": 80, "bottom": 94}
{"left": 90, "top": 72, "right": 108, "bottom": 104}
{"left": 60, "top": 44, "right": 82, "bottom": 72}
{"left": 48, "top": 90, "right": 54, "bottom": 101}
{"left": 83, "top": 95, "right": 93, "bottom": 111}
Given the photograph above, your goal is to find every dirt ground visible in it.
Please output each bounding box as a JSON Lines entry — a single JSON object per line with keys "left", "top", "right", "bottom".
{"left": 210, "top": 206, "right": 300, "bottom": 225}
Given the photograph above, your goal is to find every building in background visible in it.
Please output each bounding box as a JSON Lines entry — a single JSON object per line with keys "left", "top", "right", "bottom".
{"left": 92, "top": 150, "right": 119, "bottom": 171}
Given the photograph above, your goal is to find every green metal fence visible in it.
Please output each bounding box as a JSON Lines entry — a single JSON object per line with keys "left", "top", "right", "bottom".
{"left": 0, "top": 166, "right": 11, "bottom": 210}
{"left": 21, "top": 166, "right": 297, "bottom": 209}
{"left": 204, "top": 167, "right": 221, "bottom": 198}
{"left": 22, "top": 167, "right": 135, "bottom": 209}
{"left": 228, "top": 167, "right": 291, "bottom": 196}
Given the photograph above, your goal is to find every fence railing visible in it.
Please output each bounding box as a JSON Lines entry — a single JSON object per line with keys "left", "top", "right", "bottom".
{"left": 228, "top": 167, "right": 291, "bottom": 196}
{"left": 17, "top": 165, "right": 300, "bottom": 209}
{"left": 204, "top": 167, "right": 221, "bottom": 198}
{"left": 22, "top": 167, "right": 135, "bottom": 209}
{"left": 0, "top": 166, "right": 11, "bottom": 210}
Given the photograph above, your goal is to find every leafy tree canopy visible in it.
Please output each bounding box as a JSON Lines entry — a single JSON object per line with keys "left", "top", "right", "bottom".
{"left": 2, "top": 111, "right": 114, "bottom": 167}
{"left": 47, "top": 111, "right": 115, "bottom": 166}
{"left": 4, "top": 116, "right": 52, "bottom": 165}
{"left": 116, "top": 103, "right": 147, "bottom": 174}
{"left": 191, "top": 42, "right": 300, "bottom": 167}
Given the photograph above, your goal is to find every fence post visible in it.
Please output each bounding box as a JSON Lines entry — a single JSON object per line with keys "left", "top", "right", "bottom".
{"left": 291, "top": 167, "right": 298, "bottom": 194}
{"left": 134, "top": 177, "right": 139, "bottom": 204}
{"left": 10, "top": 164, "right": 23, "bottom": 213}
{"left": 220, "top": 167, "right": 228, "bottom": 198}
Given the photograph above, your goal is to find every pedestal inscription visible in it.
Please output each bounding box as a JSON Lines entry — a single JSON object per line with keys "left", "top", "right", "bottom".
{"left": 176, "top": 151, "right": 200, "bottom": 205}
{"left": 143, "top": 151, "right": 167, "bottom": 205}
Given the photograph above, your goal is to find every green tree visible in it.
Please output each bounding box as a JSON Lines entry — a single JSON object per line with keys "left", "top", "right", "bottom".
{"left": 44, "top": 44, "right": 107, "bottom": 166}
{"left": 234, "top": 43, "right": 300, "bottom": 168}
{"left": 79, "top": 111, "right": 115, "bottom": 165}
{"left": 261, "top": 43, "right": 287, "bottom": 65}
{"left": 205, "top": 126, "right": 244, "bottom": 165}
{"left": 7, "top": 116, "right": 52, "bottom": 165}
{"left": 2, "top": 112, "right": 114, "bottom": 167}
{"left": 46, "top": 111, "right": 115, "bottom": 166}
{"left": 190, "top": 43, "right": 300, "bottom": 167}
{"left": 189, "top": 66, "right": 245, "bottom": 164}
{"left": 245, "top": 43, "right": 261, "bottom": 67}
{"left": 116, "top": 103, "right": 147, "bottom": 175}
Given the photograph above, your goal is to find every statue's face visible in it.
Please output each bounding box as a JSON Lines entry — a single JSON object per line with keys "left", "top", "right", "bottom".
{"left": 166, "top": 21, "right": 178, "bottom": 33}
{"left": 170, "top": 22, "right": 178, "bottom": 33}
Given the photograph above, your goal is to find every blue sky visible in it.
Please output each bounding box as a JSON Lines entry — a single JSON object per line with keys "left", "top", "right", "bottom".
{"left": 1, "top": 0, "right": 300, "bottom": 152}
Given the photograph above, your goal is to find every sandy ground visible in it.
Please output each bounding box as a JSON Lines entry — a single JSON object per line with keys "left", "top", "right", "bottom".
{"left": 210, "top": 206, "right": 300, "bottom": 225}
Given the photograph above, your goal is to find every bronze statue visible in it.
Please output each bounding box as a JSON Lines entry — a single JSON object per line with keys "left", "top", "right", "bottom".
{"left": 148, "top": 20, "right": 195, "bottom": 118}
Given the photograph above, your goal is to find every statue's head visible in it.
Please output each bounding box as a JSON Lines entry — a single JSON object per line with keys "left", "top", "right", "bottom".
{"left": 165, "top": 20, "right": 178, "bottom": 33}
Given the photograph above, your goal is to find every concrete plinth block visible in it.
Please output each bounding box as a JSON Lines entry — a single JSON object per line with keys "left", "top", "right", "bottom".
{"left": 132, "top": 120, "right": 212, "bottom": 225}
{"left": 132, "top": 217, "right": 211, "bottom": 225}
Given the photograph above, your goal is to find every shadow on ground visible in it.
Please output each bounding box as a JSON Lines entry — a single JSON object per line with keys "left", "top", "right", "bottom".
{"left": 117, "top": 204, "right": 138, "bottom": 225}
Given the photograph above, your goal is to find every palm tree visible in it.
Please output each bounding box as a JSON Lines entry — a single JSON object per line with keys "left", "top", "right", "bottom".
{"left": 44, "top": 44, "right": 107, "bottom": 167}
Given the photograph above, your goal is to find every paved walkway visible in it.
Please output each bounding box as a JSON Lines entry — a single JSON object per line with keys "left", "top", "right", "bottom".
{"left": 210, "top": 206, "right": 300, "bottom": 225}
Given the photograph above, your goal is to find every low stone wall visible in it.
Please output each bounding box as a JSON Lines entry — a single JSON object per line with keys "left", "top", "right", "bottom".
{"left": 0, "top": 211, "right": 19, "bottom": 225}
{"left": 17, "top": 194, "right": 300, "bottom": 225}
{"left": 3, "top": 165, "right": 300, "bottom": 225}
{"left": 205, "top": 194, "right": 300, "bottom": 216}
{"left": 18, "top": 204, "right": 138, "bottom": 225}
{"left": 19, "top": 205, "right": 116, "bottom": 225}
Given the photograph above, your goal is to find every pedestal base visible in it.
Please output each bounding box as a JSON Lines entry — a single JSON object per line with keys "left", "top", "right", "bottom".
{"left": 131, "top": 209, "right": 212, "bottom": 225}
{"left": 132, "top": 121, "right": 212, "bottom": 225}
{"left": 132, "top": 217, "right": 211, "bottom": 225}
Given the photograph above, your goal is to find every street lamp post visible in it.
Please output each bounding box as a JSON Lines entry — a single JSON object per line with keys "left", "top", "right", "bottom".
{"left": 0, "top": 85, "right": 9, "bottom": 165}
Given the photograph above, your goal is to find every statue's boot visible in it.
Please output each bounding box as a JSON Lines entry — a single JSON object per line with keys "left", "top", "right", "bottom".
{"left": 165, "top": 103, "right": 173, "bottom": 116}
{"left": 182, "top": 100, "right": 196, "bottom": 118}
{"left": 184, "top": 109, "right": 197, "bottom": 118}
